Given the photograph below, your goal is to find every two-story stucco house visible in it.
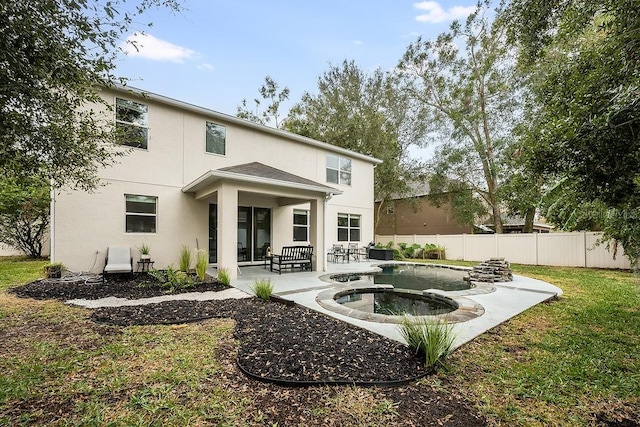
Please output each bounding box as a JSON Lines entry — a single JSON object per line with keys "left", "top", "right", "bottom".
{"left": 51, "top": 86, "right": 381, "bottom": 278}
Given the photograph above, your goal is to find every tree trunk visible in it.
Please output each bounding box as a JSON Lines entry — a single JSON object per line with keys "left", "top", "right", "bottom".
{"left": 523, "top": 206, "right": 536, "bottom": 233}
{"left": 492, "top": 202, "right": 503, "bottom": 233}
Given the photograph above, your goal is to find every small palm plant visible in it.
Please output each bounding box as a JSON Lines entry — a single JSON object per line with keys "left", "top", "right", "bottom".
{"left": 252, "top": 279, "right": 273, "bottom": 301}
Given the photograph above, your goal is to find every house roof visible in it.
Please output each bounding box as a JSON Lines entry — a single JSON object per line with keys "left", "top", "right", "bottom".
{"left": 108, "top": 84, "right": 383, "bottom": 165}
{"left": 182, "top": 162, "right": 342, "bottom": 196}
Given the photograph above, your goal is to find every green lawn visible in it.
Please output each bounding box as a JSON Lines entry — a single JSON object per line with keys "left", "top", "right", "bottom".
{"left": 1, "top": 256, "right": 639, "bottom": 425}
{"left": 446, "top": 263, "right": 640, "bottom": 426}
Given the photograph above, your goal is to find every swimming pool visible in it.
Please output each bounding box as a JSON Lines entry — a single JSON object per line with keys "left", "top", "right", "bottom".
{"left": 334, "top": 288, "right": 458, "bottom": 316}
{"left": 330, "top": 263, "right": 471, "bottom": 292}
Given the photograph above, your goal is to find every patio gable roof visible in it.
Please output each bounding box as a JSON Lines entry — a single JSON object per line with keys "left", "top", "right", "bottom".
{"left": 182, "top": 162, "right": 342, "bottom": 196}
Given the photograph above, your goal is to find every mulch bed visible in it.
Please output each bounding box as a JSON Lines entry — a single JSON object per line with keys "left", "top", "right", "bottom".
{"left": 9, "top": 273, "right": 227, "bottom": 301}
{"left": 10, "top": 275, "right": 488, "bottom": 425}
{"left": 91, "top": 298, "right": 429, "bottom": 385}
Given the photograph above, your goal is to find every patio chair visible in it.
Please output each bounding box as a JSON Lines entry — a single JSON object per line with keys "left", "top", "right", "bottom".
{"left": 328, "top": 244, "right": 347, "bottom": 263}
{"left": 348, "top": 243, "right": 363, "bottom": 262}
{"left": 103, "top": 246, "right": 133, "bottom": 282}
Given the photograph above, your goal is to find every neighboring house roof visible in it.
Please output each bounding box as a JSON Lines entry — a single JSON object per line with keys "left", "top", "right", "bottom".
{"left": 481, "top": 215, "right": 554, "bottom": 232}
{"left": 109, "top": 84, "right": 382, "bottom": 166}
{"left": 183, "top": 162, "right": 342, "bottom": 196}
{"left": 375, "top": 181, "right": 430, "bottom": 203}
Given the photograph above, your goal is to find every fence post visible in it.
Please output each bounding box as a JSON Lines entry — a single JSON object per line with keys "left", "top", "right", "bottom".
{"left": 535, "top": 232, "right": 539, "bottom": 265}
{"left": 462, "top": 234, "right": 467, "bottom": 261}
{"left": 583, "top": 231, "right": 588, "bottom": 267}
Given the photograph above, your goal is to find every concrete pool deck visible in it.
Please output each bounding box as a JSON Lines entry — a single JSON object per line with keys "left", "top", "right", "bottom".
{"left": 227, "top": 261, "right": 563, "bottom": 348}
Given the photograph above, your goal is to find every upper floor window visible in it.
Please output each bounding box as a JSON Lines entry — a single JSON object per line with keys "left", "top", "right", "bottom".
{"left": 116, "top": 98, "right": 148, "bottom": 149}
{"left": 206, "top": 122, "right": 226, "bottom": 155}
{"left": 326, "top": 154, "right": 351, "bottom": 185}
{"left": 125, "top": 194, "right": 157, "bottom": 233}
{"left": 293, "top": 209, "right": 309, "bottom": 242}
{"left": 337, "top": 213, "right": 360, "bottom": 242}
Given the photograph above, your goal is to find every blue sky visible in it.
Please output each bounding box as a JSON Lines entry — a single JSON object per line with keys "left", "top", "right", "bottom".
{"left": 115, "top": 0, "right": 477, "bottom": 117}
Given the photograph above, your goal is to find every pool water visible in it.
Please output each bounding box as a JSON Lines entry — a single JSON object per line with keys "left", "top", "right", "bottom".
{"left": 335, "top": 289, "right": 457, "bottom": 316}
{"left": 332, "top": 264, "right": 471, "bottom": 292}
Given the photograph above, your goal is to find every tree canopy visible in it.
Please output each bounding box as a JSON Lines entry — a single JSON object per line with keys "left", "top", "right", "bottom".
{"left": 505, "top": 0, "right": 640, "bottom": 264}
{"left": 397, "top": 1, "right": 521, "bottom": 233}
{"left": 0, "top": 176, "right": 50, "bottom": 258}
{"left": 236, "top": 76, "right": 290, "bottom": 128}
{"left": 0, "top": 0, "right": 180, "bottom": 191}
{"left": 284, "top": 60, "right": 428, "bottom": 232}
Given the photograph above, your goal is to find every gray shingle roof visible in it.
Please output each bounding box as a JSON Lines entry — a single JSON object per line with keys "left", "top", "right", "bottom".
{"left": 218, "top": 162, "right": 338, "bottom": 193}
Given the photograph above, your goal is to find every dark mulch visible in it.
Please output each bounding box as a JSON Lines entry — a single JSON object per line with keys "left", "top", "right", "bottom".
{"left": 92, "top": 298, "right": 429, "bottom": 385}
{"left": 10, "top": 276, "right": 487, "bottom": 425}
{"left": 9, "top": 273, "right": 228, "bottom": 301}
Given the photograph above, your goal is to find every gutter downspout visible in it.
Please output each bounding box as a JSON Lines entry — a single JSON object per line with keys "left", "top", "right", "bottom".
{"left": 49, "top": 181, "right": 55, "bottom": 262}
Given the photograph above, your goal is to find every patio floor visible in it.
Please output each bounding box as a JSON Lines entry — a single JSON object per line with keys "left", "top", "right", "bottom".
{"left": 209, "top": 260, "right": 563, "bottom": 348}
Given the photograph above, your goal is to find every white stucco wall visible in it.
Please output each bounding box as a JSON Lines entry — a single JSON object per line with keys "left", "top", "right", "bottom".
{"left": 53, "top": 87, "right": 378, "bottom": 273}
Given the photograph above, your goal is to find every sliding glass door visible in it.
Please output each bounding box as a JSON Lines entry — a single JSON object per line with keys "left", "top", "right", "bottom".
{"left": 209, "top": 204, "right": 271, "bottom": 264}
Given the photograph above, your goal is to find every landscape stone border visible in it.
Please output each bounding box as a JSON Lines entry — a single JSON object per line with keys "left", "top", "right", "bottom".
{"left": 316, "top": 282, "right": 485, "bottom": 324}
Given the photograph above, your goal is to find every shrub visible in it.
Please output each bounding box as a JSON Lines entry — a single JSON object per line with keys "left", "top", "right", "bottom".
{"left": 148, "top": 265, "right": 194, "bottom": 293}
{"left": 195, "top": 249, "right": 208, "bottom": 282}
{"left": 424, "top": 243, "right": 446, "bottom": 260}
{"left": 400, "top": 316, "right": 457, "bottom": 370}
{"left": 252, "top": 279, "right": 273, "bottom": 301}
{"left": 43, "top": 262, "right": 65, "bottom": 278}
{"left": 217, "top": 268, "right": 230, "bottom": 286}
{"left": 179, "top": 245, "right": 192, "bottom": 272}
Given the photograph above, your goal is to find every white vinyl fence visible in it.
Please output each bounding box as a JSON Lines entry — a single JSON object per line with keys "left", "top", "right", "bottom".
{"left": 0, "top": 244, "right": 23, "bottom": 257}
{"left": 375, "top": 232, "right": 632, "bottom": 269}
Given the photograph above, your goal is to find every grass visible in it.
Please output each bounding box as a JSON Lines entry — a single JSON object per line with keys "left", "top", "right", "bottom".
{"left": 1, "top": 256, "right": 639, "bottom": 425}
{"left": 400, "top": 316, "right": 456, "bottom": 370}
{"left": 251, "top": 279, "right": 273, "bottom": 301}
{"left": 195, "top": 249, "right": 208, "bottom": 281}
{"left": 178, "top": 245, "right": 192, "bottom": 272}
{"left": 217, "top": 267, "right": 230, "bottom": 286}
{"left": 0, "top": 256, "right": 48, "bottom": 292}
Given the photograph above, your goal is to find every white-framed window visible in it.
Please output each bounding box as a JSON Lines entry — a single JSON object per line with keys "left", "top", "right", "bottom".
{"left": 116, "top": 98, "right": 148, "bottom": 149}
{"left": 293, "top": 209, "right": 309, "bottom": 242}
{"left": 337, "top": 213, "right": 360, "bottom": 242}
{"left": 206, "top": 122, "right": 226, "bottom": 155}
{"left": 125, "top": 194, "right": 157, "bottom": 233}
{"left": 326, "top": 154, "right": 351, "bottom": 185}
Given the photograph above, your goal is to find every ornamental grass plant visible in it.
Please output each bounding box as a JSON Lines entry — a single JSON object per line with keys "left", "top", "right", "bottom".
{"left": 252, "top": 279, "right": 273, "bottom": 301}
{"left": 400, "top": 315, "right": 456, "bottom": 370}
{"left": 179, "top": 245, "right": 192, "bottom": 272}
{"left": 195, "top": 249, "right": 208, "bottom": 282}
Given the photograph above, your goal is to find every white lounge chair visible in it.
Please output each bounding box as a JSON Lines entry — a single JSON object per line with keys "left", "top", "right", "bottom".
{"left": 103, "top": 246, "right": 133, "bottom": 281}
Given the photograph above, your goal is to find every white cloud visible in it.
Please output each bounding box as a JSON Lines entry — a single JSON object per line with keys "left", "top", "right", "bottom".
{"left": 352, "top": 40, "right": 363, "bottom": 45}
{"left": 121, "top": 32, "right": 195, "bottom": 63}
{"left": 413, "top": 1, "right": 476, "bottom": 23}
{"left": 198, "top": 63, "right": 214, "bottom": 71}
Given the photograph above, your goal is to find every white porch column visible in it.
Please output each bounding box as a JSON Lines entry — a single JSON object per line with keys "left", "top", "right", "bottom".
{"left": 309, "top": 197, "right": 325, "bottom": 271}
{"left": 217, "top": 182, "right": 239, "bottom": 279}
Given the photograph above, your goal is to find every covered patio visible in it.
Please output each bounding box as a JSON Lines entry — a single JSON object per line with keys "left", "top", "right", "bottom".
{"left": 182, "top": 162, "right": 342, "bottom": 279}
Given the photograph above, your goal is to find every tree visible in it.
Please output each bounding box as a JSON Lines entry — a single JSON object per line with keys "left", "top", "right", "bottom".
{"left": 237, "top": 76, "right": 290, "bottom": 128}
{"left": 505, "top": 0, "right": 640, "bottom": 265}
{"left": 0, "top": 176, "right": 50, "bottom": 258}
{"left": 284, "top": 60, "right": 428, "bottom": 232}
{"left": 397, "top": 1, "right": 521, "bottom": 233}
{"left": 0, "top": 0, "right": 181, "bottom": 191}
